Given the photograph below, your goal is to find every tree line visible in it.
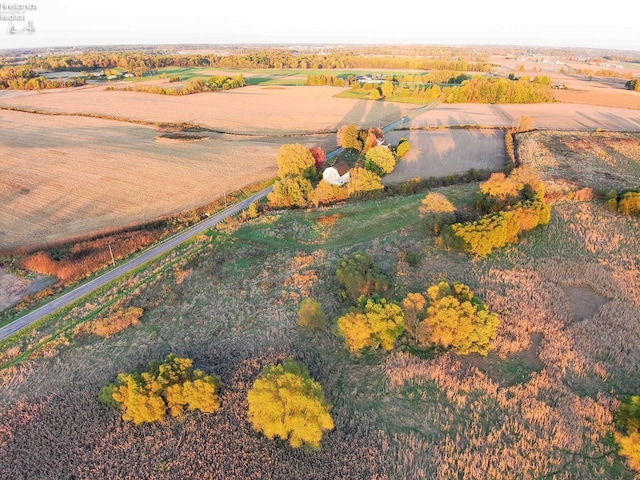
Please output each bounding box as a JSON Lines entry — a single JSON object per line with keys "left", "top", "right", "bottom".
{"left": 18, "top": 50, "right": 491, "bottom": 76}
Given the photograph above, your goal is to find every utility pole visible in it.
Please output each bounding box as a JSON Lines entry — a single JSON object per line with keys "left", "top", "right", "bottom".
{"left": 108, "top": 244, "right": 116, "bottom": 267}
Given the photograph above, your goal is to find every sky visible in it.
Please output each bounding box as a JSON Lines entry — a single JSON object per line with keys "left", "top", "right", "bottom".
{"left": 1, "top": 0, "right": 638, "bottom": 52}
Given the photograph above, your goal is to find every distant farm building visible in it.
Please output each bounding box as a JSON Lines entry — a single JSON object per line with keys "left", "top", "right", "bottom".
{"left": 323, "top": 162, "right": 351, "bottom": 186}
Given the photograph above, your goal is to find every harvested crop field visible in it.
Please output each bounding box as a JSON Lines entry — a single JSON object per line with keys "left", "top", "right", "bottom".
{"left": 410, "top": 103, "right": 640, "bottom": 131}
{"left": 0, "top": 109, "right": 298, "bottom": 252}
{"left": 0, "top": 84, "right": 418, "bottom": 135}
{"left": 382, "top": 129, "right": 506, "bottom": 184}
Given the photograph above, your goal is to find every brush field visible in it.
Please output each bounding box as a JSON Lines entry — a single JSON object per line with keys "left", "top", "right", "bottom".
{"left": 0, "top": 131, "right": 639, "bottom": 478}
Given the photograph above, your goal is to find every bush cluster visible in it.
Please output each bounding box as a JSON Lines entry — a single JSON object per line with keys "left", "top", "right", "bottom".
{"left": 402, "top": 281, "right": 499, "bottom": 355}
{"left": 615, "top": 395, "right": 640, "bottom": 471}
{"left": 336, "top": 296, "right": 405, "bottom": 354}
{"left": 99, "top": 354, "right": 221, "bottom": 425}
{"left": 247, "top": 360, "right": 333, "bottom": 449}
{"left": 440, "top": 199, "right": 550, "bottom": 256}
{"left": 438, "top": 166, "right": 551, "bottom": 256}
{"left": 606, "top": 188, "right": 640, "bottom": 216}
{"left": 335, "top": 251, "right": 389, "bottom": 302}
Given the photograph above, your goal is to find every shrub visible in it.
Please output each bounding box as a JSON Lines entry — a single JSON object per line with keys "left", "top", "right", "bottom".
{"left": 267, "top": 176, "right": 313, "bottom": 208}
{"left": 618, "top": 191, "right": 640, "bottom": 215}
{"left": 615, "top": 395, "right": 640, "bottom": 472}
{"left": 364, "top": 145, "right": 396, "bottom": 176}
{"left": 310, "top": 180, "right": 350, "bottom": 207}
{"left": 297, "top": 298, "right": 327, "bottom": 331}
{"left": 408, "top": 281, "right": 499, "bottom": 355}
{"left": 405, "top": 250, "right": 422, "bottom": 268}
{"left": 347, "top": 167, "right": 384, "bottom": 195}
{"left": 336, "top": 296, "right": 405, "bottom": 354}
{"left": 336, "top": 251, "right": 389, "bottom": 302}
{"left": 99, "top": 354, "right": 221, "bottom": 425}
{"left": 420, "top": 192, "right": 457, "bottom": 235}
{"left": 396, "top": 139, "right": 411, "bottom": 158}
{"left": 247, "top": 360, "right": 333, "bottom": 449}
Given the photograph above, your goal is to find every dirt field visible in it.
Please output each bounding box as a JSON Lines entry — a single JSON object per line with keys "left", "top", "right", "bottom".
{"left": 382, "top": 129, "right": 506, "bottom": 184}
{"left": 0, "top": 84, "right": 417, "bottom": 135}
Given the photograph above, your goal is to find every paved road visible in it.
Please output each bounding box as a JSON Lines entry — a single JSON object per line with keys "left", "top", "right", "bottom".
{"left": 0, "top": 100, "right": 441, "bottom": 342}
{"left": 0, "top": 186, "right": 273, "bottom": 341}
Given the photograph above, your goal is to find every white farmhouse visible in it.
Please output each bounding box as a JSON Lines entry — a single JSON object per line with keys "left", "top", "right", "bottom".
{"left": 322, "top": 162, "right": 351, "bottom": 186}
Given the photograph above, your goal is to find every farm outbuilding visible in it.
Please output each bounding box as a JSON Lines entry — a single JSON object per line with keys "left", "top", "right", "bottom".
{"left": 322, "top": 162, "right": 351, "bottom": 186}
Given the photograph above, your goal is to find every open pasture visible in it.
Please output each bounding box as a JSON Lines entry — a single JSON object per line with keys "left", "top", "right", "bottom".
{"left": 382, "top": 129, "right": 506, "bottom": 184}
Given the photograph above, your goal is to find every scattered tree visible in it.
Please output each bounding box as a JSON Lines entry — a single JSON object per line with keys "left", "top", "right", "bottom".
{"left": 364, "top": 145, "right": 396, "bottom": 176}
{"left": 409, "top": 281, "right": 499, "bottom": 355}
{"left": 395, "top": 138, "right": 411, "bottom": 158}
{"left": 615, "top": 395, "right": 640, "bottom": 472}
{"left": 336, "top": 251, "right": 389, "bottom": 302}
{"left": 276, "top": 143, "right": 316, "bottom": 179}
{"left": 298, "top": 298, "right": 328, "bottom": 331}
{"left": 336, "top": 123, "right": 362, "bottom": 151}
{"left": 309, "top": 146, "right": 326, "bottom": 172}
{"left": 347, "top": 167, "right": 384, "bottom": 195}
{"left": 268, "top": 176, "right": 313, "bottom": 208}
{"left": 310, "top": 180, "right": 350, "bottom": 207}
{"left": 99, "top": 354, "right": 221, "bottom": 425}
{"left": 337, "top": 296, "right": 405, "bottom": 354}
{"left": 247, "top": 360, "right": 333, "bottom": 449}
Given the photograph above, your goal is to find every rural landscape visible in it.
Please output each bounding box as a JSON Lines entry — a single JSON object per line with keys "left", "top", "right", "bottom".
{"left": 0, "top": 43, "right": 639, "bottom": 479}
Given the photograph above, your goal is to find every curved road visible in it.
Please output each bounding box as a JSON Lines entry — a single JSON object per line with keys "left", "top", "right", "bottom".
{"left": 0, "top": 100, "right": 441, "bottom": 342}
{"left": 0, "top": 186, "right": 273, "bottom": 341}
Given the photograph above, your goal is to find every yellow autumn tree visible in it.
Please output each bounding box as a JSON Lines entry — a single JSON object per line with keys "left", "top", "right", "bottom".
{"left": 276, "top": 143, "right": 316, "bottom": 179}
{"left": 615, "top": 395, "right": 640, "bottom": 472}
{"left": 410, "top": 281, "right": 499, "bottom": 355}
{"left": 247, "top": 360, "right": 333, "bottom": 449}
{"left": 99, "top": 353, "right": 221, "bottom": 425}
{"left": 337, "top": 296, "right": 404, "bottom": 354}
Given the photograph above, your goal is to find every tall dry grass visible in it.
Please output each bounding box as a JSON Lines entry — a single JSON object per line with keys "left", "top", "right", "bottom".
{"left": 22, "top": 229, "right": 167, "bottom": 284}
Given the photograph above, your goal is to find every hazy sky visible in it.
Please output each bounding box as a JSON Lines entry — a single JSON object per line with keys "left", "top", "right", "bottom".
{"left": 1, "top": 0, "right": 638, "bottom": 52}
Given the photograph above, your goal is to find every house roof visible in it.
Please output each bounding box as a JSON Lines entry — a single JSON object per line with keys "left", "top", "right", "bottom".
{"left": 332, "top": 161, "right": 350, "bottom": 176}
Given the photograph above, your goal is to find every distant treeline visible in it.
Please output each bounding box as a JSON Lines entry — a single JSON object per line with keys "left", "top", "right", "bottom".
{"left": 21, "top": 50, "right": 492, "bottom": 77}
{"left": 306, "top": 71, "right": 472, "bottom": 87}
{"left": 441, "top": 76, "right": 553, "bottom": 103}
{"left": 308, "top": 73, "right": 554, "bottom": 104}
{"left": 108, "top": 74, "right": 246, "bottom": 95}
{"left": 0, "top": 66, "right": 86, "bottom": 89}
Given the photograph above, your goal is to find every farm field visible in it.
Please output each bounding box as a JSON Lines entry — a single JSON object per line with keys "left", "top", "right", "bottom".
{"left": 408, "top": 102, "right": 640, "bottom": 131}
{"left": 0, "top": 131, "right": 639, "bottom": 478}
{"left": 0, "top": 84, "right": 417, "bottom": 135}
{"left": 0, "top": 109, "right": 303, "bottom": 252}
{"left": 382, "top": 129, "right": 506, "bottom": 184}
